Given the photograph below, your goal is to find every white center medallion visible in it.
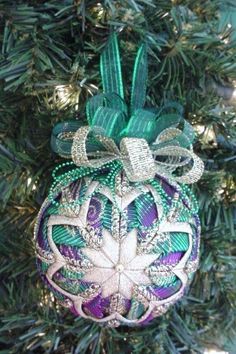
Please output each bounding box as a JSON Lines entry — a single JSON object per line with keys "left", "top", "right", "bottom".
{"left": 81, "top": 229, "right": 158, "bottom": 299}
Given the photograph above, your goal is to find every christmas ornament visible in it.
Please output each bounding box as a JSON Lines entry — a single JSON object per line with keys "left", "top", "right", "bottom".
{"left": 34, "top": 34, "right": 204, "bottom": 327}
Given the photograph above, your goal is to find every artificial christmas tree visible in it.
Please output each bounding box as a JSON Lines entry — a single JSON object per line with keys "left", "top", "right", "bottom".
{"left": 0, "top": 1, "right": 235, "bottom": 353}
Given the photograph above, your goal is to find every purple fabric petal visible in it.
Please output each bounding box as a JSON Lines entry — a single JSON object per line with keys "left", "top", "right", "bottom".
{"left": 101, "top": 297, "right": 110, "bottom": 309}
{"left": 83, "top": 294, "right": 104, "bottom": 318}
{"left": 71, "top": 180, "right": 81, "bottom": 199}
{"left": 140, "top": 203, "right": 158, "bottom": 227}
{"left": 124, "top": 299, "right": 131, "bottom": 313}
{"left": 87, "top": 197, "right": 102, "bottom": 229}
{"left": 59, "top": 245, "right": 82, "bottom": 260}
{"left": 156, "top": 251, "right": 184, "bottom": 266}
{"left": 37, "top": 218, "right": 50, "bottom": 251}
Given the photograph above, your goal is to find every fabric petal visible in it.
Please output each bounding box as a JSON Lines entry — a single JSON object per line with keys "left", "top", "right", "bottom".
{"left": 120, "top": 229, "right": 137, "bottom": 265}
{"left": 82, "top": 267, "right": 114, "bottom": 284}
{"left": 124, "top": 270, "right": 152, "bottom": 286}
{"left": 119, "top": 273, "right": 135, "bottom": 299}
{"left": 102, "top": 273, "right": 120, "bottom": 297}
{"left": 101, "top": 229, "right": 119, "bottom": 265}
{"left": 127, "top": 254, "right": 158, "bottom": 270}
{"left": 82, "top": 248, "right": 113, "bottom": 267}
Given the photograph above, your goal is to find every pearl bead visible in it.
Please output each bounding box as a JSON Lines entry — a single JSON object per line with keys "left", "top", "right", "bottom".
{"left": 115, "top": 263, "right": 125, "bottom": 273}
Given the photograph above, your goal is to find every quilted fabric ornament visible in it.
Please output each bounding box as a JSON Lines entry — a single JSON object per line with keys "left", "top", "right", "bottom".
{"left": 34, "top": 34, "right": 204, "bottom": 327}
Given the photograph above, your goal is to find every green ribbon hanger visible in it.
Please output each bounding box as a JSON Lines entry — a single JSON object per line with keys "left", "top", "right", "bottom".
{"left": 51, "top": 33, "right": 203, "bottom": 184}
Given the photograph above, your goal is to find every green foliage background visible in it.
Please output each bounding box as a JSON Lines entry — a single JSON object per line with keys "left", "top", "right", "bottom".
{"left": 0, "top": 1, "right": 235, "bottom": 353}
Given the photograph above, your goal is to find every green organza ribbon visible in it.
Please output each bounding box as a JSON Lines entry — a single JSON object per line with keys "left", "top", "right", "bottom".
{"left": 51, "top": 33, "right": 204, "bottom": 184}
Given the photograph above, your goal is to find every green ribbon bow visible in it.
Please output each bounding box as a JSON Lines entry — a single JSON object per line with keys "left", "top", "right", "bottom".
{"left": 51, "top": 33, "right": 204, "bottom": 184}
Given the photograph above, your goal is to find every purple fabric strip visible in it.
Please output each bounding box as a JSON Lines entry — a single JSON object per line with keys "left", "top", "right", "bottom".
{"left": 87, "top": 197, "right": 102, "bottom": 230}
{"left": 159, "top": 177, "right": 176, "bottom": 201}
{"left": 128, "top": 196, "right": 158, "bottom": 228}
{"left": 71, "top": 180, "right": 81, "bottom": 199}
{"left": 140, "top": 202, "right": 158, "bottom": 227}
{"left": 156, "top": 251, "right": 183, "bottom": 266}
{"left": 83, "top": 294, "right": 104, "bottom": 318}
{"left": 151, "top": 281, "right": 181, "bottom": 299}
{"left": 37, "top": 218, "right": 50, "bottom": 251}
{"left": 59, "top": 245, "right": 82, "bottom": 260}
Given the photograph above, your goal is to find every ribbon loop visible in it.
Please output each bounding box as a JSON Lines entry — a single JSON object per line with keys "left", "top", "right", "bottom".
{"left": 100, "top": 33, "right": 124, "bottom": 99}
{"left": 130, "top": 43, "right": 148, "bottom": 114}
{"left": 69, "top": 126, "right": 204, "bottom": 184}
{"left": 71, "top": 127, "right": 156, "bottom": 183}
{"left": 71, "top": 126, "right": 120, "bottom": 168}
{"left": 153, "top": 146, "right": 204, "bottom": 184}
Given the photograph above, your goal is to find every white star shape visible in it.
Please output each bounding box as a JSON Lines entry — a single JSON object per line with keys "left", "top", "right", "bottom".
{"left": 81, "top": 229, "right": 158, "bottom": 299}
